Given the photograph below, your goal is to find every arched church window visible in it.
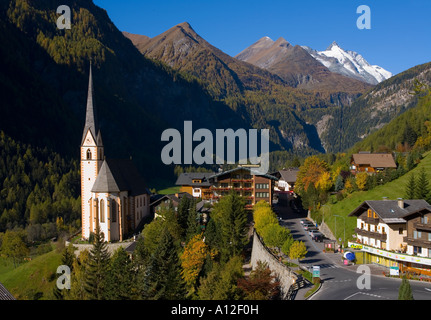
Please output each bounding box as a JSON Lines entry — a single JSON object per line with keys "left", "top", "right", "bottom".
{"left": 86, "top": 149, "right": 92, "bottom": 160}
{"left": 100, "top": 199, "right": 105, "bottom": 223}
{"left": 111, "top": 199, "right": 117, "bottom": 223}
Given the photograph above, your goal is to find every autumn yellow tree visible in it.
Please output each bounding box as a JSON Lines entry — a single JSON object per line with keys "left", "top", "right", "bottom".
{"left": 294, "top": 156, "right": 330, "bottom": 194}
{"left": 288, "top": 241, "right": 308, "bottom": 261}
{"left": 180, "top": 233, "right": 216, "bottom": 293}
{"left": 355, "top": 172, "right": 368, "bottom": 191}
{"left": 316, "top": 171, "right": 333, "bottom": 192}
{"left": 253, "top": 201, "right": 278, "bottom": 235}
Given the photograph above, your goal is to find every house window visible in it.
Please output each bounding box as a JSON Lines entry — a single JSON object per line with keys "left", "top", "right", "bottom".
{"left": 256, "top": 192, "right": 269, "bottom": 198}
{"left": 111, "top": 199, "right": 117, "bottom": 223}
{"left": 100, "top": 199, "right": 105, "bottom": 223}
{"left": 86, "top": 149, "right": 92, "bottom": 160}
{"left": 414, "top": 246, "right": 422, "bottom": 255}
{"left": 255, "top": 183, "right": 269, "bottom": 189}
{"left": 428, "top": 232, "right": 431, "bottom": 241}
{"left": 367, "top": 209, "right": 372, "bottom": 218}
{"left": 399, "top": 228, "right": 403, "bottom": 235}
{"left": 373, "top": 211, "right": 378, "bottom": 219}
{"left": 414, "top": 230, "right": 422, "bottom": 239}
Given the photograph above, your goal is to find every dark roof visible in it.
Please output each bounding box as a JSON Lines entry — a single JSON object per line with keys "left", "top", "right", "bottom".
{"left": 210, "top": 166, "right": 278, "bottom": 181}
{"left": 351, "top": 153, "right": 396, "bottom": 168}
{"left": 91, "top": 159, "right": 150, "bottom": 196}
{"left": 175, "top": 172, "right": 215, "bottom": 187}
{"left": 278, "top": 169, "right": 299, "bottom": 183}
{"left": 0, "top": 282, "right": 15, "bottom": 300}
{"left": 81, "top": 64, "right": 102, "bottom": 146}
{"left": 348, "top": 199, "right": 431, "bottom": 224}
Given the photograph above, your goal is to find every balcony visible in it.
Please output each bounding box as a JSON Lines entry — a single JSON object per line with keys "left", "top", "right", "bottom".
{"left": 413, "top": 222, "right": 431, "bottom": 232}
{"left": 360, "top": 216, "right": 380, "bottom": 225}
{"left": 403, "top": 236, "right": 431, "bottom": 248}
{"left": 355, "top": 228, "right": 387, "bottom": 241}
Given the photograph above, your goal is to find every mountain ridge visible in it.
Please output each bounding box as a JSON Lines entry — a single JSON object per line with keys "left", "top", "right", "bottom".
{"left": 304, "top": 42, "right": 393, "bottom": 85}
{"left": 235, "top": 36, "right": 373, "bottom": 92}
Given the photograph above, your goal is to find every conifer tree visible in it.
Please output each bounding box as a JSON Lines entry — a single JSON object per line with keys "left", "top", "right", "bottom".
{"left": 140, "top": 228, "right": 186, "bottom": 300}
{"left": 105, "top": 247, "right": 136, "bottom": 300}
{"left": 53, "top": 243, "right": 76, "bottom": 300}
{"left": 405, "top": 173, "right": 416, "bottom": 199}
{"left": 177, "top": 196, "right": 191, "bottom": 238}
{"left": 185, "top": 198, "right": 201, "bottom": 242}
{"left": 212, "top": 190, "right": 248, "bottom": 261}
{"left": 415, "top": 167, "right": 431, "bottom": 202}
{"left": 398, "top": 275, "right": 414, "bottom": 300}
{"left": 84, "top": 226, "right": 111, "bottom": 300}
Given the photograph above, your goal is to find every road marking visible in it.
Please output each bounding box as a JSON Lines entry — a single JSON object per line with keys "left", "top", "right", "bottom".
{"left": 326, "top": 279, "right": 352, "bottom": 283}
{"left": 425, "top": 288, "right": 431, "bottom": 292}
{"left": 344, "top": 291, "right": 390, "bottom": 300}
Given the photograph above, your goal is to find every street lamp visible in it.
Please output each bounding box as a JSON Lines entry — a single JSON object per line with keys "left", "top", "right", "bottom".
{"left": 334, "top": 214, "right": 345, "bottom": 248}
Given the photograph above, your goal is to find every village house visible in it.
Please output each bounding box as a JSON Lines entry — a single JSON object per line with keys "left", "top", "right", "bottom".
{"left": 349, "top": 198, "right": 431, "bottom": 276}
{"left": 149, "top": 192, "right": 193, "bottom": 217}
{"left": 175, "top": 172, "right": 214, "bottom": 200}
{"left": 350, "top": 152, "right": 397, "bottom": 174}
{"left": 272, "top": 168, "right": 299, "bottom": 192}
{"left": 175, "top": 166, "right": 278, "bottom": 210}
{"left": 209, "top": 166, "right": 278, "bottom": 210}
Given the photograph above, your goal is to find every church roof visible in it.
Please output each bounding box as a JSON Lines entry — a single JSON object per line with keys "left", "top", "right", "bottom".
{"left": 81, "top": 64, "right": 102, "bottom": 146}
{"left": 91, "top": 159, "right": 150, "bottom": 196}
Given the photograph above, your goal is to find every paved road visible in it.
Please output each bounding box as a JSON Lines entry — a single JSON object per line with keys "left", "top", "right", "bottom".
{"left": 274, "top": 193, "right": 431, "bottom": 300}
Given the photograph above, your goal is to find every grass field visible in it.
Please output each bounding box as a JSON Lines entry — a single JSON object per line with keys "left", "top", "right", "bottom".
{"left": 318, "top": 151, "right": 431, "bottom": 243}
{"left": 0, "top": 248, "right": 62, "bottom": 300}
{"left": 157, "top": 186, "right": 180, "bottom": 195}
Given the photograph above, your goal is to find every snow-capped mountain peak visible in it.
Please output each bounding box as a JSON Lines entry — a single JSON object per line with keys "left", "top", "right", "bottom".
{"left": 304, "top": 42, "right": 393, "bottom": 84}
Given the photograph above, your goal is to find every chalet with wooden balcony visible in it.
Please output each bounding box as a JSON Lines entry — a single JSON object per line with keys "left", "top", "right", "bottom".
{"left": 272, "top": 168, "right": 299, "bottom": 192}
{"left": 349, "top": 198, "right": 430, "bottom": 251}
{"left": 175, "top": 172, "right": 215, "bottom": 200}
{"left": 350, "top": 152, "right": 397, "bottom": 175}
{"left": 176, "top": 167, "right": 278, "bottom": 209}
{"left": 403, "top": 205, "right": 431, "bottom": 258}
{"left": 349, "top": 198, "right": 431, "bottom": 275}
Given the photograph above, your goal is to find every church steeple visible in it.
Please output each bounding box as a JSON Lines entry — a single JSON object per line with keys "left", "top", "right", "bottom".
{"left": 81, "top": 63, "right": 102, "bottom": 146}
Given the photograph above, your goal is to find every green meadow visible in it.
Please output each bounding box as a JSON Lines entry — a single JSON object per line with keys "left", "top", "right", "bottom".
{"left": 318, "top": 151, "right": 431, "bottom": 243}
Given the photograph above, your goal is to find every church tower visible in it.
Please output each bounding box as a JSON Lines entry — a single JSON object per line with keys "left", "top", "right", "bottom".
{"left": 81, "top": 65, "right": 104, "bottom": 240}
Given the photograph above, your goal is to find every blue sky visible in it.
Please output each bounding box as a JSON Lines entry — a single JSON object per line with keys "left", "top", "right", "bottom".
{"left": 94, "top": 0, "right": 431, "bottom": 75}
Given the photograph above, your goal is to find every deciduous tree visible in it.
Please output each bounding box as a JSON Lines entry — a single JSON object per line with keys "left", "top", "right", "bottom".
{"left": 237, "top": 260, "right": 280, "bottom": 300}
{"left": 289, "top": 241, "right": 308, "bottom": 261}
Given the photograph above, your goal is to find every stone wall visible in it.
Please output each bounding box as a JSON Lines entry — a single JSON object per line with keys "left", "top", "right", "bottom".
{"left": 65, "top": 240, "right": 134, "bottom": 256}
{"left": 250, "top": 231, "right": 297, "bottom": 299}
{"left": 307, "top": 210, "right": 336, "bottom": 241}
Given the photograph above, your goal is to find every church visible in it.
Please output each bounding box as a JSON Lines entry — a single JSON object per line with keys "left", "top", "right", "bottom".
{"left": 80, "top": 65, "right": 151, "bottom": 242}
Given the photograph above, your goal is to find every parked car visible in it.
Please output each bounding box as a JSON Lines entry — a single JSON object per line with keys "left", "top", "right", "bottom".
{"left": 310, "top": 230, "right": 324, "bottom": 242}
{"left": 303, "top": 223, "right": 316, "bottom": 231}
{"left": 300, "top": 219, "right": 312, "bottom": 226}
{"left": 307, "top": 226, "right": 319, "bottom": 235}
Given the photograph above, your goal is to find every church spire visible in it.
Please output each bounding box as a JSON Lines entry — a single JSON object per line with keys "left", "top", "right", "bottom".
{"left": 82, "top": 63, "right": 100, "bottom": 145}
